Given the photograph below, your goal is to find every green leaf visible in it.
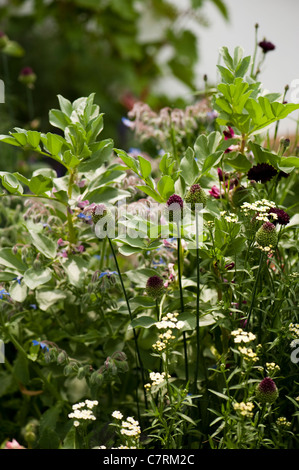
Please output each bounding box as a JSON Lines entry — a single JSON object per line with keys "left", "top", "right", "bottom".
{"left": 0, "top": 172, "right": 24, "bottom": 194}
{"left": 23, "top": 267, "right": 52, "bottom": 289}
{"left": 201, "top": 151, "right": 223, "bottom": 175}
{"left": 180, "top": 147, "right": 199, "bottom": 185}
{"left": 27, "top": 130, "right": 41, "bottom": 149}
{"left": 36, "top": 288, "right": 67, "bottom": 311}
{"left": 138, "top": 155, "right": 152, "bottom": 179}
{"left": 279, "top": 156, "right": 299, "bottom": 170}
{"left": 226, "top": 152, "right": 252, "bottom": 172}
{"left": 9, "top": 280, "right": 28, "bottom": 302}
{"left": 130, "top": 316, "right": 156, "bottom": 329}
{"left": 114, "top": 148, "right": 139, "bottom": 174}
{"left": 78, "top": 139, "right": 114, "bottom": 172}
{"left": 0, "top": 248, "right": 27, "bottom": 273}
{"left": 49, "top": 109, "right": 71, "bottom": 131}
{"left": 57, "top": 95, "right": 73, "bottom": 117}
{"left": 135, "top": 185, "right": 164, "bottom": 203}
{"left": 29, "top": 174, "right": 53, "bottom": 195}
{"left": 61, "top": 256, "right": 88, "bottom": 288}
{"left": 28, "top": 231, "right": 57, "bottom": 259}
{"left": 42, "top": 132, "right": 66, "bottom": 156}
{"left": 157, "top": 175, "right": 175, "bottom": 201}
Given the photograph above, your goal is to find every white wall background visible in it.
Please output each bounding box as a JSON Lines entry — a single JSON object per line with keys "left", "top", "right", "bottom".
{"left": 155, "top": 0, "right": 299, "bottom": 136}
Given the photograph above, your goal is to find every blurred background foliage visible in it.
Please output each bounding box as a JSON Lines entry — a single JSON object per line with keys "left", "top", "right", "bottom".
{"left": 0, "top": 0, "right": 228, "bottom": 173}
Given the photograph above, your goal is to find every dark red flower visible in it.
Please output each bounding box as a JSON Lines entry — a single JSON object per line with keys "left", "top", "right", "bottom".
{"left": 247, "top": 163, "right": 277, "bottom": 183}
{"left": 223, "top": 126, "right": 234, "bottom": 140}
{"left": 166, "top": 194, "right": 184, "bottom": 222}
{"left": 259, "top": 40, "right": 276, "bottom": 53}
{"left": 268, "top": 207, "right": 290, "bottom": 226}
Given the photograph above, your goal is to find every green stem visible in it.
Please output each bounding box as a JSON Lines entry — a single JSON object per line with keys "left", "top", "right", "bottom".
{"left": 194, "top": 210, "right": 200, "bottom": 391}
{"left": 108, "top": 237, "right": 148, "bottom": 410}
{"left": 176, "top": 222, "right": 188, "bottom": 382}
{"left": 246, "top": 251, "right": 265, "bottom": 330}
{"left": 67, "top": 171, "right": 77, "bottom": 244}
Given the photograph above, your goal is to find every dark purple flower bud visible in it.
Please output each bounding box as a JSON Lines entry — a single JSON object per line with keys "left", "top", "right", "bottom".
{"left": 146, "top": 275, "right": 164, "bottom": 299}
{"left": 268, "top": 207, "right": 290, "bottom": 226}
{"left": 259, "top": 40, "right": 276, "bottom": 53}
{"left": 256, "top": 377, "right": 278, "bottom": 403}
{"left": 18, "top": 67, "right": 37, "bottom": 88}
{"left": 165, "top": 194, "right": 184, "bottom": 222}
{"left": 247, "top": 163, "right": 278, "bottom": 183}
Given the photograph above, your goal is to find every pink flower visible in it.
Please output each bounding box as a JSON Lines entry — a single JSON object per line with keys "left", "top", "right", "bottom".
{"left": 209, "top": 185, "right": 221, "bottom": 199}
{"left": 5, "top": 439, "right": 25, "bottom": 449}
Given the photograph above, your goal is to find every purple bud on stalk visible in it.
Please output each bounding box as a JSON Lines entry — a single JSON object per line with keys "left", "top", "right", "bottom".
{"left": 256, "top": 377, "right": 278, "bottom": 404}
{"left": 146, "top": 275, "right": 164, "bottom": 299}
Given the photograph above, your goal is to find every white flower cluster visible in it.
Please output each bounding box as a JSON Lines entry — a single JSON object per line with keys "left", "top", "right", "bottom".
{"left": 233, "top": 401, "right": 254, "bottom": 418}
{"left": 265, "top": 362, "right": 280, "bottom": 374}
{"left": 241, "top": 199, "right": 276, "bottom": 222}
{"left": 120, "top": 417, "right": 141, "bottom": 437}
{"left": 231, "top": 328, "right": 256, "bottom": 344}
{"left": 68, "top": 399, "right": 98, "bottom": 426}
{"left": 276, "top": 417, "right": 291, "bottom": 428}
{"left": 144, "top": 371, "right": 170, "bottom": 390}
{"left": 112, "top": 410, "right": 123, "bottom": 420}
{"left": 153, "top": 313, "right": 185, "bottom": 352}
{"left": 256, "top": 243, "right": 274, "bottom": 253}
{"left": 220, "top": 210, "right": 238, "bottom": 223}
{"left": 289, "top": 323, "right": 299, "bottom": 338}
{"left": 238, "top": 346, "right": 259, "bottom": 363}
{"left": 155, "top": 312, "right": 185, "bottom": 330}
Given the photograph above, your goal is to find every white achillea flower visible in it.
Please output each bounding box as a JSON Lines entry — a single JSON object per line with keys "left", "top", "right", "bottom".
{"left": 112, "top": 410, "right": 123, "bottom": 420}
{"left": 238, "top": 346, "right": 259, "bottom": 362}
{"left": 233, "top": 401, "right": 254, "bottom": 418}
{"left": 266, "top": 362, "right": 280, "bottom": 373}
{"left": 231, "top": 328, "right": 256, "bottom": 343}
{"left": 289, "top": 323, "right": 299, "bottom": 338}
{"left": 68, "top": 399, "right": 98, "bottom": 426}
{"left": 276, "top": 417, "right": 291, "bottom": 428}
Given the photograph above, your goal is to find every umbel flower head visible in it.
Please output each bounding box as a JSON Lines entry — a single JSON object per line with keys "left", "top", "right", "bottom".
{"left": 247, "top": 163, "right": 278, "bottom": 183}
{"left": 268, "top": 207, "right": 290, "bottom": 226}
{"left": 165, "top": 194, "right": 184, "bottom": 223}
{"left": 256, "top": 377, "right": 279, "bottom": 404}
{"left": 255, "top": 222, "right": 278, "bottom": 248}
{"left": 146, "top": 275, "right": 164, "bottom": 299}
{"left": 184, "top": 184, "right": 207, "bottom": 211}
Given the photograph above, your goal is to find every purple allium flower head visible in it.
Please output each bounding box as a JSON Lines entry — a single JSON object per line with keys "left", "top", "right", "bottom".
{"left": 268, "top": 207, "right": 290, "bottom": 226}
{"left": 255, "top": 222, "right": 278, "bottom": 248}
{"left": 165, "top": 194, "right": 184, "bottom": 222}
{"left": 146, "top": 275, "right": 164, "bottom": 299}
{"left": 247, "top": 163, "right": 278, "bottom": 183}
{"left": 256, "top": 377, "right": 278, "bottom": 404}
{"left": 259, "top": 40, "right": 276, "bottom": 53}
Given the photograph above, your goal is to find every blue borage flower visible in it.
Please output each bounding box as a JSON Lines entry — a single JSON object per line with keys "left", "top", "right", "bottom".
{"left": 13, "top": 276, "right": 23, "bottom": 285}
{"left": 99, "top": 271, "right": 118, "bottom": 279}
{"left": 0, "top": 288, "right": 10, "bottom": 299}
{"left": 32, "top": 340, "right": 49, "bottom": 351}
{"left": 77, "top": 213, "right": 92, "bottom": 220}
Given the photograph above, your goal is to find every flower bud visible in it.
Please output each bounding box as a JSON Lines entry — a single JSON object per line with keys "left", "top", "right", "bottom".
{"left": 256, "top": 377, "right": 278, "bottom": 404}
{"left": 165, "top": 194, "right": 184, "bottom": 223}
{"left": 255, "top": 222, "right": 278, "bottom": 248}
{"left": 184, "top": 184, "right": 207, "bottom": 211}
{"left": 18, "top": 67, "right": 37, "bottom": 88}
{"left": 146, "top": 275, "right": 164, "bottom": 299}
